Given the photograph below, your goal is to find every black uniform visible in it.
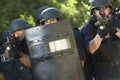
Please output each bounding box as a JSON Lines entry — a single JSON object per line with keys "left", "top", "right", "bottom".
{"left": 0, "top": 30, "right": 32, "bottom": 80}
{"left": 74, "top": 28, "right": 86, "bottom": 61}
{"left": 81, "top": 15, "right": 120, "bottom": 80}
{"left": 15, "top": 38, "right": 33, "bottom": 80}
{"left": 74, "top": 28, "right": 94, "bottom": 80}
{"left": 81, "top": 24, "right": 95, "bottom": 80}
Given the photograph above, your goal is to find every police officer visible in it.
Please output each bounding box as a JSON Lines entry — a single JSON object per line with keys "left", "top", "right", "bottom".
{"left": 81, "top": 0, "right": 120, "bottom": 80}
{"left": 0, "top": 30, "right": 18, "bottom": 80}
{"left": 34, "top": 6, "right": 86, "bottom": 67}
{"left": 0, "top": 30, "right": 31, "bottom": 80}
{"left": 35, "top": 6, "right": 64, "bottom": 25}
{"left": 10, "top": 18, "right": 33, "bottom": 80}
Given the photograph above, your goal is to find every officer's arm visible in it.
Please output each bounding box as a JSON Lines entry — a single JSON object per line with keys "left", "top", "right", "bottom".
{"left": 89, "top": 34, "right": 103, "bottom": 54}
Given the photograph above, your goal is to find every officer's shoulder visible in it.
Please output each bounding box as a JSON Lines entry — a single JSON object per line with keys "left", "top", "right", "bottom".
{"left": 81, "top": 22, "right": 92, "bottom": 30}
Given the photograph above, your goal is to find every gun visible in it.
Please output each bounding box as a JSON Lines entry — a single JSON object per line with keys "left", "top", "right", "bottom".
{"left": 97, "top": 7, "right": 120, "bottom": 38}
{"left": 0, "top": 34, "right": 20, "bottom": 62}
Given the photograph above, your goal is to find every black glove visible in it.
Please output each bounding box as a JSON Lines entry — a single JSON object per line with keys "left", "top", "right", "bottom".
{"left": 8, "top": 49, "right": 21, "bottom": 59}
{"left": 96, "top": 13, "right": 115, "bottom": 38}
{"left": 97, "top": 25, "right": 109, "bottom": 38}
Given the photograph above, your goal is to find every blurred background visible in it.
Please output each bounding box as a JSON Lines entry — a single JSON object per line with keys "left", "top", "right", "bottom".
{"left": 0, "top": 0, "right": 120, "bottom": 32}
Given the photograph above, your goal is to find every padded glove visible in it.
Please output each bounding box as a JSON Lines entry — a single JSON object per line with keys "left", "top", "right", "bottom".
{"left": 97, "top": 25, "right": 109, "bottom": 38}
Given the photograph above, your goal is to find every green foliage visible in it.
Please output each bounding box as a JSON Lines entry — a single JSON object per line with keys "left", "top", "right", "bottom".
{"left": 0, "top": 74, "right": 4, "bottom": 80}
{"left": 0, "top": 0, "right": 120, "bottom": 33}
{"left": 114, "top": 0, "right": 120, "bottom": 8}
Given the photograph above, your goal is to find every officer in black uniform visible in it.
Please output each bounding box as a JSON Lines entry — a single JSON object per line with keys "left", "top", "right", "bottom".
{"left": 0, "top": 18, "right": 33, "bottom": 80}
{"left": 0, "top": 30, "right": 20, "bottom": 80}
{"left": 34, "top": 6, "right": 86, "bottom": 67}
{"left": 0, "top": 30, "right": 32, "bottom": 80}
{"left": 10, "top": 18, "right": 33, "bottom": 80}
{"left": 81, "top": 0, "right": 120, "bottom": 80}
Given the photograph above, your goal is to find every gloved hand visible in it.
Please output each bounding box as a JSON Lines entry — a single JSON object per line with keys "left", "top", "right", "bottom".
{"left": 96, "top": 13, "right": 116, "bottom": 38}
{"left": 97, "top": 25, "right": 109, "bottom": 38}
{"left": 8, "top": 49, "right": 21, "bottom": 59}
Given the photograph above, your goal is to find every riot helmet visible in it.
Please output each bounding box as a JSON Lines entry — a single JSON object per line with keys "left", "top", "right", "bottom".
{"left": 35, "top": 6, "right": 49, "bottom": 24}
{"left": 39, "top": 7, "right": 64, "bottom": 25}
{"left": 10, "top": 18, "right": 30, "bottom": 33}
{"left": 90, "top": 0, "right": 113, "bottom": 15}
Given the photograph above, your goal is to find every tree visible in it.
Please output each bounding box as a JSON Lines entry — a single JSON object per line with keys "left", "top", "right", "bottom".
{"left": 0, "top": 0, "right": 120, "bottom": 33}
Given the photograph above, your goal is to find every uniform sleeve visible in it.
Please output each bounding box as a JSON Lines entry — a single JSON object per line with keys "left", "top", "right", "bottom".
{"left": 114, "top": 16, "right": 120, "bottom": 29}
{"left": 81, "top": 23, "right": 96, "bottom": 54}
{"left": 74, "top": 28, "right": 86, "bottom": 61}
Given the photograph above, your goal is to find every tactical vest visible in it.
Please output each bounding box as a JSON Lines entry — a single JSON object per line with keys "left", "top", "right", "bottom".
{"left": 92, "top": 35, "right": 120, "bottom": 63}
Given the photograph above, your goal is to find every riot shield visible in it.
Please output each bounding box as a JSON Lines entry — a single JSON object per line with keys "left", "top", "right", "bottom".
{"left": 25, "top": 20, "right": 85, "bottom": 80}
